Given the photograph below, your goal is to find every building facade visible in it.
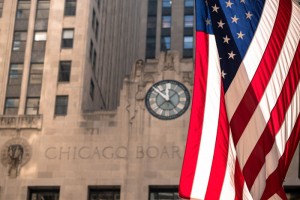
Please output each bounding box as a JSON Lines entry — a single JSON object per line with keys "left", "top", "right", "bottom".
{"left": 0, "top": 0, "right": 299, "bottom": 200}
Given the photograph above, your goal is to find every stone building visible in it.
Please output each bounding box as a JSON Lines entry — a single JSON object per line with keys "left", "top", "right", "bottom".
{"left": 0, "top": 0, "right": 299, "bottom": 200}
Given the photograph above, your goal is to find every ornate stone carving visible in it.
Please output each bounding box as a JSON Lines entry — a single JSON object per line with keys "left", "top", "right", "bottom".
{"left": 162, "top": 51, "right": 180, "bottom": 73}
{"left": 182, "top": 72, "right": 194, "bottom": 85}
{"left": 1, "top": 138, "right": 32, "bottom": 178}
{"left": 131, "top": 59, "right": 145, "bottom": 82}
{"left": 135, "top": 83, "right": 145, "bottom": 101}
{"left": 0, "top": 115, "right": 42, "bottom": 130}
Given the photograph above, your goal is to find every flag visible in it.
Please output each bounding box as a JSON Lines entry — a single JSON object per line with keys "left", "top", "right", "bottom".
{"left": 179, "top": 0, "right": 300, "bottom": 199}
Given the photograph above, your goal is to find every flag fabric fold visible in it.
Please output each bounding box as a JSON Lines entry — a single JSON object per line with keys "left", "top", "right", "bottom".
{"left": 179, "top": 0, "right": 300, "bottom": 199}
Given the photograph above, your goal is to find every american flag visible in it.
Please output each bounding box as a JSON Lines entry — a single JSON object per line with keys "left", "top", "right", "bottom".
{"left": 179, "top": 0, "right": 300, "bottom": 199}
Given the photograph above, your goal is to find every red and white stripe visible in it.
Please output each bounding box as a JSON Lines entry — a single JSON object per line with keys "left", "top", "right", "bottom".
{"left": 227, "top": 0, "right": 300, "bottom": 199}
{"left": 179, "top": 31, "right": 252, "bottom": 200}
{"left": 179, "top": 0, "right": 300, "bottom": 199}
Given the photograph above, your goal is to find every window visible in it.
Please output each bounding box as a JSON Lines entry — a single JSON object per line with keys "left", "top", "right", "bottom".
{"left": 162, "top": 0, "right": 171, "bottom": 7}
{"left": 88, "top": 187, "right": 120, "bottom": 200}
{"left": 146, "top": 36, "right": 156, "bottom": 58}
{"left": 55, "top": 96, "right": 68, "bottom": 116}
{"left": 28, "top": 188, "right": 60, "bottom": 200}
{"left": 162, "top": 16, "right": 171, "bottom": 28}
{"left": 184, "top": 0, "right": 194, "bottom": 7}
{"left": 161, "top": 36, "right": 170, "bottom": 51}
{"left": 32, "top": 32, "right": 47, "bottom": 53}
{"left": 0, "top": 0, "right": 4, "bottom": 17}
{"left": 61, "top": 29, "right": 74, "bottom": 48}
{"left": 97, "top": 0, "right": 100, "bottom": 9}
{"left": 149, "top": 187, "right": 180, "bottom": 200}
{"left": 95, "top": 19, "right": 99, "bottom": 40}
{"left": 90, "top": 40, "right": 94, "bottom": 61}
{"left": 58, "top": 61, "right": 71, "bottom": 82}
{"left": 64, "top": 0, "right": 76, "bottom": 16}
{"left": 285, "top": 186, "right": 300, "bottom": 200}
{"left": 92, "top": 9, "right": 96, "bottom": 30}
{"left": 184, "top": 15, "right": 194, "bottom": 27}
{"left": 16, "top": 1, "right": 31, "bottom": 19}
{"left": 4, "top": 98, "right": 19, "bottom": 115}
{"left": 13, "top": 32, "right": 27, "bottom": 51}
{"left": 146, "top": 0, "right": 158, "bottom": 59}
{"left": 183, "top": 36, "right": 193, "bottom": 58}
{"left": 183, "top": 36, "right": 193, "bottom": 49}
{"left": 25, "top": 97, "right": 40, "bottom": 115}
{"left": 36, "top": 0, "right": 50, "bottom": 19}
{"left": 93, "top": 50, "right": 97, "bottom": 70}
{"left": 90, "top": 80, "right": 94, "bottom": 100}
{"left": 29, "top": 63, "right": 43, "bottom": 84}
{"left": 147, "top": 16, "right": 157, "bottom": 29}
{"left": 34, "top": 32, "right": 47, "bottom": 41}
{"left": 8, "top": 64, "right": 23, "bottom": 86}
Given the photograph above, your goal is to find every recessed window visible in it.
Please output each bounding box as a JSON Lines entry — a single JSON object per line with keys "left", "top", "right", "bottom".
{"left": 149, "top": 187, "right": 180, "bottom": 200}
{"left": 92, "top": 9, "right": 96, "bottom": 30}
{"left": 93, "top": 50, "right": 97, "bottom": 70}
{"left": 285, "top": 186, "right": 300, "bottom": 200}
{"left": 55, "top": 96, "right": 68, "bottom": 116}
{"left": 25, "top": 97, "right": 40, "bottom": 115}
{"left": 58, "top": 61, "right": 71, "bottom": 82}
{"left": 95, "top": 19, "right": 99, "bottom": 40}
{"left": 97, "top": 0, "right": 100, "bottom": 9}
{"left": 64, "top": 0, "right": 76, "bottom": 16}
{"left": 161, "top": 36, "right": 171, "bottom": 51}
{"left": 184, "top": 15, "right": 194, "bottom": 27}
{"left": 146, "top": 36, "right": 156, "bottom": 59}
{"left": 4, "top": 98, "right": 19, "bottom": 115}
{"left": 29, "top": 63, "right": 43, "bottom": 85}
{"left": 184, "top": 36, "right": 193, "bottom": 49}
{"left": 0, "top": 0, "right": 3, "bottom": 18}
{"left": 16, "top": 1, "right": 31, "bottom": 19}
{"left": 147, "top": 16, "right": 157, "bottom": 29}
{"left": 90, "top": 40, "right": 94, "bottom": 61}
{"left": 36, "top": 1, "right": 50, "bottom": 19}
{"left": 13, "top": 32, "right": 27, "bottom": 51}
{"left": 28, "top": 187, "right": 60, "bottom": 200}
{"left": 184, "top": 0, "right": 194, "bottom": 7}
{"left": 162, "top": 0, "right": 171, "bottom": 7}
{"left": 8, "top": 64, "right": 23, "bottom": 86}
{"left": 88, "top": 187, "right": 120, "bottom": 200}
{"left": 90, "top": 80, "right": 94, "bottom": 100}
{"left": 162, "top": 16, "right": 171, "bottom": 28}
{"left": 61, "top": 29, "right": 74, "bottom": 48}
{"left": 34, "top": 32, "right": 47, "bottom": 41}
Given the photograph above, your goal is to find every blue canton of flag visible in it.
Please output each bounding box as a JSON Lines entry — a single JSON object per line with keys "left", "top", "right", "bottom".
{"left": 209, "top": 0, "right": 264, "bottom": 91}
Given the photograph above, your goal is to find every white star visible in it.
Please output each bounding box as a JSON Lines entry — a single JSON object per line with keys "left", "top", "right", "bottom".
{"left": 205, "top": 18, "right": 211, "bottom": 25}
{"left": 223, "top": 35, "right": 230, "bottom": 43}
{"left": 212, "top": 4, "right": 220, "bottom": 13}
{"left": 217, "top": 20, "right": 225, "bottom": 28}
{"left": 240, "top": 0, "right": 246, "bottom": 3}
{"left": 231, "top": 15, "right": 239, "bottom": 23}
{"left": 226, "top": 0, "right": 234, "bottom": 8}
{"left": 246, "top": 11, "right": 253, "bottom": 19}
{"left": 228, "top": 51, "right": 236, "bottom": 59}
{"left": 237, "top": 31, "right": 245, "bottom": 39}
{"left": 221, "top": 70, "right": 227, "bottom": 79}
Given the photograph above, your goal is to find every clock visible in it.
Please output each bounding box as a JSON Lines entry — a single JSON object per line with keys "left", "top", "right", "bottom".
{"left": 145, "top": 80, "right": 190, "bottom": 120}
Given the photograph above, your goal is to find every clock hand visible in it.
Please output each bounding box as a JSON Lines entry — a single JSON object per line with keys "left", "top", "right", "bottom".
{"left": 153, "top": 87, "right": 169, "bottom": 101}
{"left": 165, "top": 83, "right": 171, "bottom": 100}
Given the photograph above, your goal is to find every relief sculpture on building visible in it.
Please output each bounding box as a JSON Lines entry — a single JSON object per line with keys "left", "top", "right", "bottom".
{"left": 1, "top": 138, "right": 32, "bottom": 178}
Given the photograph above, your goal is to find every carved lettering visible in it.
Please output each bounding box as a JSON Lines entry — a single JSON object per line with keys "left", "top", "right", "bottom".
{"left": 43, "top": 145, "right": 182, "bottom": 160}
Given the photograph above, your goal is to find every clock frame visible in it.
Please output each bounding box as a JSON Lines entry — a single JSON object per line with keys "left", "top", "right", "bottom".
{"left": 145, "top": 80, "right": 190, "bottom": 120}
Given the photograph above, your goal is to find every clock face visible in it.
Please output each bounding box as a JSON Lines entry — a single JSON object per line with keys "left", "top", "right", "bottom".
{"left": 145, "top": 80, "right": 190, "bottom": 120}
